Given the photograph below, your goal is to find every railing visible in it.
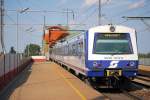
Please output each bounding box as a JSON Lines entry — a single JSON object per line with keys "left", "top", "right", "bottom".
{"left": 139, "top": 58, "right": 150, "bottom": 66}
{"left": 0, "top": 53, "right": 32, "bottom": 91}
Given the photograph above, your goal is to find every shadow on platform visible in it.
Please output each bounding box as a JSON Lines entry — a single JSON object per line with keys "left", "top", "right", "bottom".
{"left": 0, "top": 63, "right": 33, "bottom": 100}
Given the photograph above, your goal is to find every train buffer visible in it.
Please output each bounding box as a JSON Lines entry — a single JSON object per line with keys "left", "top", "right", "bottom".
{"left": 0, "top": 62, "right": 107, "bottom": 100}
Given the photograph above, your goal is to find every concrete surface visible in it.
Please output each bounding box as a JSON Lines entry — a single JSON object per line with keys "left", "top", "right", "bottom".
{"left": 0, "top": 62, "right": 106, "bottom": 100}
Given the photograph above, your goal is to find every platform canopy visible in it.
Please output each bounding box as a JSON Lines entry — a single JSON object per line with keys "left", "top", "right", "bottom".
{"left": 43, "top": 26, "right": 69, "bottom": 47}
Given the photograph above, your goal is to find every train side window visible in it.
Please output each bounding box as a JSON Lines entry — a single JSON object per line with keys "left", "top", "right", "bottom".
{"left": 78, "top": 41, "right": 83, "bottom": 56}
{"left": 67, "top": 45, "right": 69, "bottom": 56}
{"left": 75, "top": 43, "right": 78, "bottom": 56}
{"left": 64, "top": 46, "right": 66, "bottom": 56}
{"left": 72, "top": 44, "right": 76, "bottom": 56}
{"left": 61, "top": 46, "right": 63, "bottom": 55}
{"left": 69, "top": 43, "right": 72, "bottom": 56}
{"left": 62, "top": 47, "right": 64, "bottom": 55}
{"left": 65, "top": 45, "right": 68, "bottom": 56}
{"left": 78, "top": 42, "right": 81, "bottom": 55}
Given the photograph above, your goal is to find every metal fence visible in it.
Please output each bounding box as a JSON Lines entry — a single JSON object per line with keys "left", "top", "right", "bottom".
{"left": 139, "top": 58, "right": 150, "bottom": 66}
{"left": 0, "top": 53, "right": 31, "bottom": 90}
{"left": 0, "top": 53, "right": 27, "bottom": 75}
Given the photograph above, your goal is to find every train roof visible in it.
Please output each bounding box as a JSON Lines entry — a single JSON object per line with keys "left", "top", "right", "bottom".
{"left": 88, "top": 25, "right": 136, "bottom": 33}
{"left": 53, "top": 25, "right": 136, "bottom": 48}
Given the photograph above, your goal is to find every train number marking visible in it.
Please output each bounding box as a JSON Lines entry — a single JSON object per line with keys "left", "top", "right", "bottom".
{"left": 108, "top": 61, "right": 119, "bottom": 68}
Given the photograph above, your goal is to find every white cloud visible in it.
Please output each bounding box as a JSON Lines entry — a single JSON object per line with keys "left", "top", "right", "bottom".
{"left": 84, "top": 0, "right": 98, "bottom": 6}
{"left": 83, "top": 0, "right": 111, "bottom": 7}
{"left": 128, "top": 0, "right": 145, "bottom": 9}
{"left": 57, "top": 0, "right": 67, "bottom": 7}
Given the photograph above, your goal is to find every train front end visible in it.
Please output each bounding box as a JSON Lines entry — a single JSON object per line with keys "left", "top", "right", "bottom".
{"left": 85, "top": 25, "right": 138, "bottom": 79}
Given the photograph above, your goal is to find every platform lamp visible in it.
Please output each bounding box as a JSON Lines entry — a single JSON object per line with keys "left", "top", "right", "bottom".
{"left": 16, "top": 8, "right": 30, "bottom": 69}
{"left": 16, "top": 8, "right": 30, "bottom": 53}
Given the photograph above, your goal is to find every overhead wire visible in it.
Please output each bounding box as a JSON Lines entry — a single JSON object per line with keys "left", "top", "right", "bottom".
{"left": 5, "top": 14, "right": 17, "bottom": 24}
{"left": 5, "top": 13, "right": 42, "bottom": 52}
{"left": 74, "top": 7, "right": 98, "bottom": 29}
{"left": 100, "top": 0, "right": 150, "bottom": 25}
{"left": 112, "top": 0, "right": 150, "bottom": 18}
{"left": 74, "top": 0, "right": 112, "bottom": 29}
{"left": 141, "top": 20, "right": 150, "bottom": 31}
{"left": 74, "top": 0, "right": 149, "bottom": 29}
{"left": 138, "top": 27, "right": 150, "bottom": 33}
{"left": 15, "top": 0, "right": 45, "bottom": 36}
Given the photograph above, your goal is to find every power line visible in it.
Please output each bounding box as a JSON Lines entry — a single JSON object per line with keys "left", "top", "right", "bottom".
{"left": 122, "top": 16, "right": 150, "bottom": 20}
{"left": 4, "top": 13, "right": 42, "bottom": 52}
{"left": 74, "top": 8, "right": 98, "bottom": 29}
{"left": 141, "top": 20, "right": 150, "bottom": 30}
{"left": 6, "top": 9, "right": 75, "bottom": 14}
{"left": 103, "top": 0, "right": 150, "bottom": 25}
{"left": 5, "top": 14, "right": 17, "bottom": 24}
{"left": 63, "top": 8, "right": 75, "bottom": 27}
{"left": 118, "top": 19, "right": 129, "bottom": 24}
{"left": 122, "top": 16, "right": 150, "bottom": 27}
{"left": 139, "top": 27, "right": 150, "bottom": 33}
{"left": 6, "top": 9, "right": 76, "bottom": 27}
{"left": 75, "top": 5, "right": 96, "bottom": 21}
{"left": 2, "top": 23, "right": 86, "bottom": 26}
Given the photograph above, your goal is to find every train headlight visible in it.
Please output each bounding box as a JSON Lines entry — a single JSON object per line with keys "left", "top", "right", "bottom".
{"left": 93, "top": 62, "right": 98, "bottom": 67}
{"left": 93, "top": 62, "right": 102, "bottom": 67}
{"left": 134, "top": 73, "right": 137, "bottom": 76}
{"left": 92, "top": 62, "right": 102, "bottom": 71}
{"left": 129, "top": 61, "right": 135, "bottom": 67}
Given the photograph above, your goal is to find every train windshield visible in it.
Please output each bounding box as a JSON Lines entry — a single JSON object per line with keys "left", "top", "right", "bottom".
{"left": 93, "top": 33, "right": 133, "bottom": 54}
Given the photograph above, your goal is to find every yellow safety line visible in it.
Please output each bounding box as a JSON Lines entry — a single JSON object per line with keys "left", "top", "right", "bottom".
{"left": 57, "top": 70, "right": 87, "bottom": 100}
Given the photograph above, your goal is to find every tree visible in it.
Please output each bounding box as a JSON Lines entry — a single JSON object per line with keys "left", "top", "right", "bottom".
{"left": 139, "top": 53, "right": 150, "bottom": 58}
{"left": 9, "top": 46, "right": 16, "bottom": 54}
{"left": 24, "top": 44, "right": 40, "bottom": 56}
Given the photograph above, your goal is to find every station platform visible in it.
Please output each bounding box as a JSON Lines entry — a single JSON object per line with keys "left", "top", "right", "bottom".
{"left": 139, "top": 65, "right": 150, "bottom": 76}
{"left": 0, "top": 62, "right": 106, "bottom": 100}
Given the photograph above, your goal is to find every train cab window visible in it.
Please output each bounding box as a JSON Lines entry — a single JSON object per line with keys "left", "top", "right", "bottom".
{"left": 93, "top": 33, "right": 133, "bottom": 54}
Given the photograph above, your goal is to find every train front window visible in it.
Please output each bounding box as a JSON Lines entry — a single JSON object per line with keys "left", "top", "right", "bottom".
{"left": 93, "top": 33, "right": 133, "bottom": 54}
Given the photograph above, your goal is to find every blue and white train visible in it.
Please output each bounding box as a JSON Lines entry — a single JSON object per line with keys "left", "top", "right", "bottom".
{"left": 50, "top": 25, "right": 138, "bottom": 86}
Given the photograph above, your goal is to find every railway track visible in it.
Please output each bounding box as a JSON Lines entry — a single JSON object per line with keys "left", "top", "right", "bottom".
{"left": 95, "top": 83, "right": 144, "bottom": 100}
{"left": 136, "top": 75, "right": 150, "bottom": 82}
{"left": 82, "top": 78, "right": 147, "bottom": 100}
{"left": 82, "top": 76, "right": 150, "bottom": 100}
{"left": 57, "top": 62, "right": 150, "bottom": 100}
{"left": 121, "top": 89, "right": 143, "bottom": 100}
{"left": 133, "top": 75, "right": 150, "bottom": 88}
{"left": 97, "top": 79, "right": 150, "bottom": 100}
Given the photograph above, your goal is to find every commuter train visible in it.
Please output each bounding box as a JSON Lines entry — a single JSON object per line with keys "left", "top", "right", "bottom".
{"left": 50, "top": 25, "right": 138, "bottom": 87}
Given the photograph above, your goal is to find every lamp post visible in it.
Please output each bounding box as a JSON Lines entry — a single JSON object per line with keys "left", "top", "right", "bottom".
{"left": 16, "top": 8, "right": 29, "bottom": 68}
{"left": 16, "top": 8, "right": 29, "bottom": 53}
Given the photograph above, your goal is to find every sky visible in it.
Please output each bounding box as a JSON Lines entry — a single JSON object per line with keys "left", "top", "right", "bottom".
{"left": 3, "top": 0, "right": 150, "bottom": 53}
